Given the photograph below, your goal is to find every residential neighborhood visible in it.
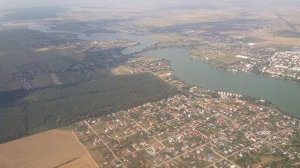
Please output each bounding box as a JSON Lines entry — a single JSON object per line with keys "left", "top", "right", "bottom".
{"left": 72, "top": 58, "right": 300, "bottom": 168}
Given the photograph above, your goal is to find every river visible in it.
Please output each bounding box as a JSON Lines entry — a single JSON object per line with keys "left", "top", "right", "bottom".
{"left": 27, "top": 26, "right": 300, "bottom": 117}
{"left": 78, "top": 33, "right": 156, "bottom": 55}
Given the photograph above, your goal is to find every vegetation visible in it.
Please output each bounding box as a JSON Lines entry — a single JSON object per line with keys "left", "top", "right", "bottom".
{"left": 52, "top": 20, "right": 123, "bottom": 33}
{"left": 5, "top": 6, "right": 65, "bottom": 20}
{"left": 0, "top": 29, "right": 79, "bottom": 91}
{"left": 0, "top": 73, "right": 179, "bottom": 143}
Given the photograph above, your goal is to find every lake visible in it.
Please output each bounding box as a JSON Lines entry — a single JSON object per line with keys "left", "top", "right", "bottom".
{"left": 79, "top": 32, "right": 300, "bottom": 117}
{"left": 140, "top": 48, "right": 300, "bottom": 117}
{"left": 28, "top": 26, "right": 300, "bottom": 117}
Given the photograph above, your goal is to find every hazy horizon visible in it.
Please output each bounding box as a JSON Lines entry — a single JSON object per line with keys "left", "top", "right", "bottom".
{"left": 1, "top": 0, "right": 300, "bottom": 10}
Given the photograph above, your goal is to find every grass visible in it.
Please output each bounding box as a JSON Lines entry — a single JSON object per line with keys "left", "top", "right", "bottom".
{"left": 31, "top": 73, "right": 55, "bottom": 88}
{"left": 254, "top": 155, "right": 282, "bottom": 168}
{"left": 189, "top": 46, "right": 242, "bottom": 65}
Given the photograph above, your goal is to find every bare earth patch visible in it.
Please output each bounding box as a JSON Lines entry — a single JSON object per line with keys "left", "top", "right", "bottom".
{"left": 35, "top": 47, "right": 50, "bottom": 52}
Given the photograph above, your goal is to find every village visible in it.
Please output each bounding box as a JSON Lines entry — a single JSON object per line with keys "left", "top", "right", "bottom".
{"left": 11, "top": 39, "right": 138, "bottom": 90}
{"left": 147, "top": 31, "right": 300, "bottom": 83}
{"left": 72, "top": 57, "right": 300, "bottom": 168}
{"left": 262, "top": 50, "right": 300, "bottom": 80}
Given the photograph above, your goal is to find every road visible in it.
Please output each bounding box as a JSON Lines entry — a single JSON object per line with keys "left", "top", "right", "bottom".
{"left": 84, "top": 120, "right": 127, "bottom": 168}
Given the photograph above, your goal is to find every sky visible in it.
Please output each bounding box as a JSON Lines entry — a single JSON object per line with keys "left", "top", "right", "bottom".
{"left": 0, "top": 0, "right": 299, "bottom": 10}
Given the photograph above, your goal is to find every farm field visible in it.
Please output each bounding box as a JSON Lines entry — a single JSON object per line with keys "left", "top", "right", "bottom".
{"left": 0, "top": 129, "right": 97, "bottom": 168}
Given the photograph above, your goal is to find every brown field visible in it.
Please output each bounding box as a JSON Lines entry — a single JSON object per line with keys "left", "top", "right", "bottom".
{"left": 247, "top": 31, "right": 300, "bottom": 47}
{"left": 258, "top": 35, "right": 300, "bottom": 47}
{"left": 35, "top": 48, "right": 50, "bottom": 52}
{"left": 150, "top": 33, "right": 192, "bottom": 43}
{"left": 254, "top": 155, "right": 282, "bottom": 167}
{"left": 136, "top": 9, "right": 236, "bottom": 28}
{"left": 111, "top": 65, "right": 134, "bottom": 75}
{"left": 0, "top": 130, "right": 98, "bottom": 168}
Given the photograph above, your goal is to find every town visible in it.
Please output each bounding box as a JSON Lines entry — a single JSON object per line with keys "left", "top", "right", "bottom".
{"left": 11, "top": 39, "right": 138, "bottom": 90}
{"left": 71, "top": 57, "right": 300, "bottom": 168}
{"left": 1, "top": 2, "right": 300, "bottom": 168}
{"left": 146, "top": 31, "right": 300, "bottom": 83}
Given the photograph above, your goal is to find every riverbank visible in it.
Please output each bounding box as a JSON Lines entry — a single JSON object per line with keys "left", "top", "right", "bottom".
{"left": 23, "top": 26, "right": 300, "bottom": 118}
{"left": 138, "top": 47, "right": 300, "bottom": 118}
